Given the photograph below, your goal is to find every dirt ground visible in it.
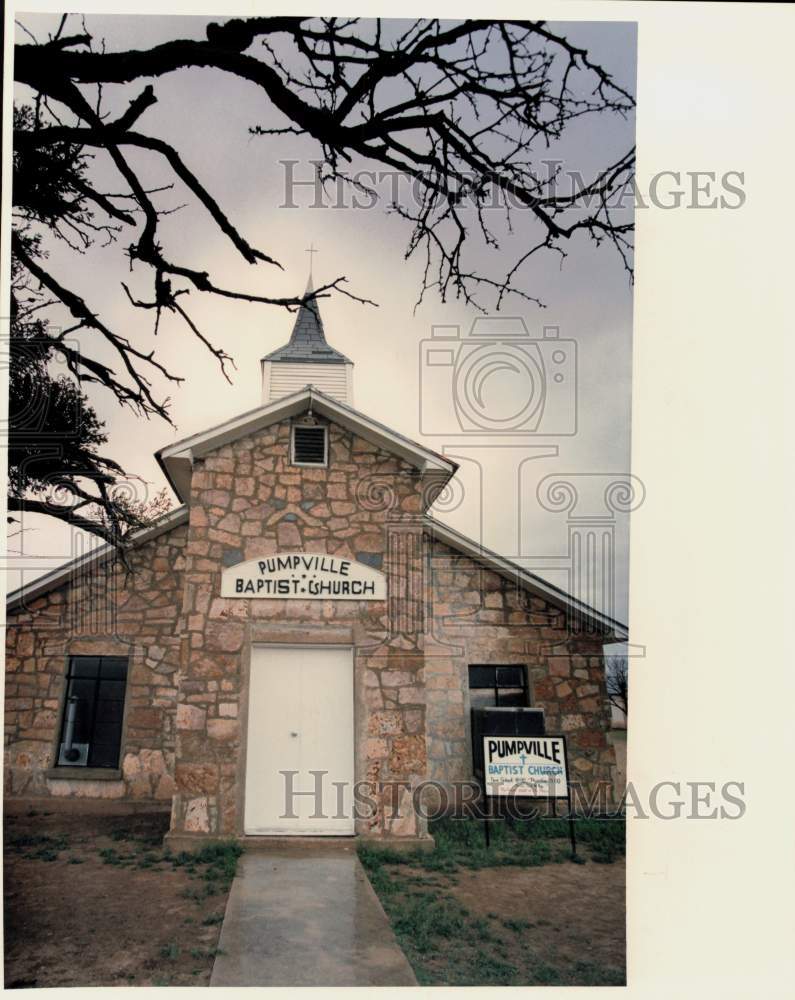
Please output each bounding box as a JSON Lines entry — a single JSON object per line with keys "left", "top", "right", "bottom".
{"left": 375, "top": 856, "right": 625, "bottom": 986}
{"left": 449, "top": 860, "right": 625, "bottom": 972}
{"left": 3, "top": 807, "right": 233, "bottom": 988}
{"left": 360, "top": 819, "right": 626, "bottom": 986}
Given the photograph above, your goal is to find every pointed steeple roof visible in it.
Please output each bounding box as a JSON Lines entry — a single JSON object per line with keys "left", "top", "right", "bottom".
{"left": 262, "top": 277, "right": 351, "bottom": 365}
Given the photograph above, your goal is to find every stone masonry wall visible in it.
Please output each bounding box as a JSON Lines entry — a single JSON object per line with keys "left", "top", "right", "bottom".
{"left": 4, "top": 418, "right": 618, "bottom": 831}
{"left": 170, "top": 416, "right": 434, "bottom": 842}
{"left": 4, "top": 521, "right": 188, "bottom": 801}
{"left": 424, "top": 539, "right": 616, "bottom": 810}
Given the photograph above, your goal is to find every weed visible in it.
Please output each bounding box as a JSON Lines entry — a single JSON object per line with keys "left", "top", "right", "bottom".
{"left": 159, "top": 942, "right": 179, "bottom": 961}
{"left": 202, "top": 912, "right": 225, "bottom": 926}
{"left": 194, "top": 842, "right": 244, "bottom": 882}
{"left": 503, "top": 917, "right": 532, "bottom": 932}
{"left": 181, "top": 883, "right": 219, "bottom": 902}
{"left": 471, "top": 949, "right": 518, "bottom": 983}
{"left": 189, "top": 943, "right": 225, "bottom": 960}
{"left": 8, "top": 833, "right": 69, "bottom": 858}
{"left": 389, "top": 894, "right": 469, "bottom": 954}
{"left": 470, "top": 916, "right": 498, "bottom": 942}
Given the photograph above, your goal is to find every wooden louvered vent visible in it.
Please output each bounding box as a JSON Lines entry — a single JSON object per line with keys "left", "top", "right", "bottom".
{"left": 292, "top": 424, "right": 328, "bottom": 465}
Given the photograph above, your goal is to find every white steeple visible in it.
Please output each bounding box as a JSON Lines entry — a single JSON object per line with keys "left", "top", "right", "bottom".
{"left": 260, "top": 275, "right": 354, "bottom": 405}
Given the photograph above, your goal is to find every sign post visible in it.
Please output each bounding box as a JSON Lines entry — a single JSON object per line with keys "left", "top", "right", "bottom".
{"left": 473, "top": 719, "right": 577, "bottom": 857}
{"left": 482, "top": 733, "right": 576, "bottom": 856}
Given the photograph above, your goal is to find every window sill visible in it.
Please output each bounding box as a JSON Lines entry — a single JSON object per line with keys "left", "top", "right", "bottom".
{"left": 45, "top": 767, "right": 122, "bottom": 781}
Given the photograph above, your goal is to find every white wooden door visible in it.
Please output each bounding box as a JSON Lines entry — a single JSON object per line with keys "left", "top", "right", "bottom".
{"left": 244, "top": 645, "right": 355, "bottom": 835}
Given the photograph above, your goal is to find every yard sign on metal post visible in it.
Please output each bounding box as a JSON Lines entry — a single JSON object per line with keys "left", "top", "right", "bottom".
{"left": 480, "top": 733, "right": 577, "bottom": 857}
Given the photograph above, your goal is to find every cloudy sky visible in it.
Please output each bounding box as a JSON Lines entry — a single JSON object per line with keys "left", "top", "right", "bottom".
{"left": 8, "top": 14, "right": 636, "bottom": 630}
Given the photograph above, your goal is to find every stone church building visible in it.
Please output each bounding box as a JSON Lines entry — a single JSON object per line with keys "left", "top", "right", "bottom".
{"left": 4, "top": 282, "right": 625, "bottom": 847}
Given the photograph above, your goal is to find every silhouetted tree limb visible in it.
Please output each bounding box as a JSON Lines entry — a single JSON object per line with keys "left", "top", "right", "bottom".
{"left": 6, "top": 298, "right": 169, "bottom": 560}
{"left": 12, "top": 16, "right": 634, "bottom": 547}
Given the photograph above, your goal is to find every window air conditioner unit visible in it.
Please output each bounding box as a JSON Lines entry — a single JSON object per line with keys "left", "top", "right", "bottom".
{"left": 58, "top": 742, "right": 89, "bottom": 767}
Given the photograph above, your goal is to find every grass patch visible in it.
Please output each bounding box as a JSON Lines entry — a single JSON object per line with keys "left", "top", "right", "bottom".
{"left": 359, "top": 816, "right": 625, "bottom": 986}
{"left": 180, "top": 884, "right": 218, "bottom": 902}
{"left": 159, "top": 943, "right": 180, "bottom": 961}
{"left": 189, "top": 946, "right": 225, "bottom": 960}
{"left": 92, "top": 833, "right": 243, "bottom": 893}
{"left": 360, "top": 814, "right": 623, "bottom": 876}
{"left": 7, "top": 833, "right": 70, "bottom": 859}
{"left": 98, "top": 847, "right": 138, "bottom": 866}
{"left": 163, "top": 841, "right": 242, "bottom": 888}
{"left": 503, "top": 917, "right": 532, "bottom": 932}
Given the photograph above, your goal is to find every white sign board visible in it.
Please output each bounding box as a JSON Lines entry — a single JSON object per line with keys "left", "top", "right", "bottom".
{"left": 221, "top": 553, "right": 386, "bottom": 600}
{"left": 483, "top": 735, "right": 569, "bottom": 798}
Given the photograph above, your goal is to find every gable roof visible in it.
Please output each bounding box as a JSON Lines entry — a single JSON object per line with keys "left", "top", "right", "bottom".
{"left": 6, "top": 387, "right": 626, "bottom": 641}
{"left": 424, "top": 516, "right": 628, "bottom": 640}
{"left": 5, "top": 502, "right": 627, "bottom": 642}
{"left": 261, "top": 278, "right": 351, "bottom": 365}
{"left": 156, "top": 386, "right": 457, "bottom": 503}
{"left": 4, "top": 506, "right": 190, "bottom": 613}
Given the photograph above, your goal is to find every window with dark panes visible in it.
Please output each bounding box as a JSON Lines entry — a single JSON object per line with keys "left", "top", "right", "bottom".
{"left": 56, "top": 656, "right": 129, "bottom": 768}
{"left": 468, "top": 665, "right": 528, "bottom": 708}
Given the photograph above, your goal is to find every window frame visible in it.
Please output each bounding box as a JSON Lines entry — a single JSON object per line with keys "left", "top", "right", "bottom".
{"left": 467, "top": 663, "right": 530, "bottom": 708}
{"left": 54, "top": 655, "right": 130, "bottom": 772}
{"left": 290, "top": 422, "right": 329, "bottom": 467}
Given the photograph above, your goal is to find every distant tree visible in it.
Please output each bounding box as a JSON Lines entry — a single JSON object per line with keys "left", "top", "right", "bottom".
{"left": 606, "top": 655, "right": 628, "bottom": 720}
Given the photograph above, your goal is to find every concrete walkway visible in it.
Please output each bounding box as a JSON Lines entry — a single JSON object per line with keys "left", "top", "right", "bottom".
{"left": 210, "top": 843, "right": 417, "bottom": 987}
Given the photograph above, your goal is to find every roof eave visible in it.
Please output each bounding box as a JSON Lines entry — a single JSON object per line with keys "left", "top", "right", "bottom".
{"left": 5, "top": 506, "right": 190, "bottom": 614}
{"left": 424, "top": 516, "right": 628, "bottom": 641}
{"left": 158, "top": 387, "right": 458, "bottom": 503}
{"left": 261, "top": 352, "right": 353, "bottom": 365}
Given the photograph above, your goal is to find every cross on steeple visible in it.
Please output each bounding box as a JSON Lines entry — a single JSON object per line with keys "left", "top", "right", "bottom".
{"left": 260, "top": 256, "right": 354, "bottom": 405}
{"left": 305, "top": 243, "right": 319, "bottom": 280}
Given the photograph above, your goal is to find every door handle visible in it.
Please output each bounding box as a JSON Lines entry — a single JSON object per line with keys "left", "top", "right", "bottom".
{"left": 290, "top": 731, "right": 299, "bottom": 738}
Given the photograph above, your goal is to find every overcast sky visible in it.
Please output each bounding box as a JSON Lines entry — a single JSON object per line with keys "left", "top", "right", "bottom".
{"left": 8, "top": 14, "right": 637, "bottom": 632}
